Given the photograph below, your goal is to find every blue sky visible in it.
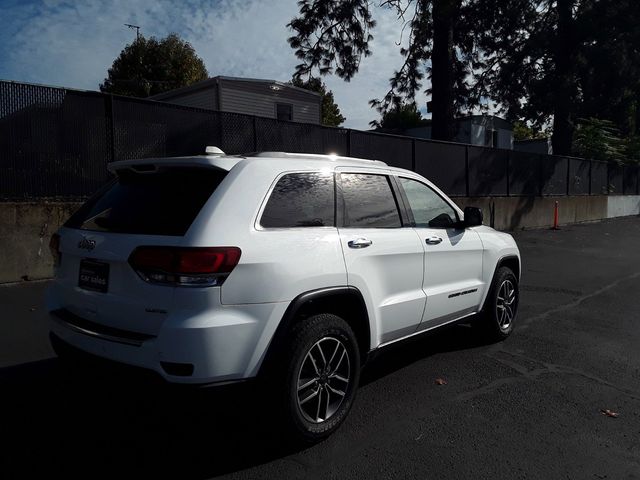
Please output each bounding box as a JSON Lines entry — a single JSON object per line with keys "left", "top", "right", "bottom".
{"left": 0, "top": 0, "right": 431, "bottom": 128}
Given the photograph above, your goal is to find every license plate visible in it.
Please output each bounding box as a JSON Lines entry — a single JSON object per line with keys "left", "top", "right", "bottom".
{"left": 78, "top": 259, "right": 110, "bottom": 293}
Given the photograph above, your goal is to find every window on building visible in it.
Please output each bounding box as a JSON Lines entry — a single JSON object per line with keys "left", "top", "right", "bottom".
{"left": 276, "top": 103, "right": 293, "bottom": 121}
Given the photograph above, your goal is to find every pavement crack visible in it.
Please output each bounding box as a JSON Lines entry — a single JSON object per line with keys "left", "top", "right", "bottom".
{"left": 519, "top": 271, "right": 640, "bottom": 330}
{"left": 465, "top": 349, "right": 640, "bottom": 402}
{"left": 521, "top": 285, "right": 583, "bottom": 296}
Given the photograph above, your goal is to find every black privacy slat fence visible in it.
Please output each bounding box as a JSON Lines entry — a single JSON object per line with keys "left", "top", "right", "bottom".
{"left": 1, "top": 80, "right": 639, "bottom": 200}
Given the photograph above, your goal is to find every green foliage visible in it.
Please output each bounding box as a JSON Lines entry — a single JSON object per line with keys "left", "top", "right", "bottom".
{"left": 287, "top": 0, "right": 640, "bottom": 152}
{"left": 623, "top": 135, "right": 640, "bottom": 165}
{"left": 572, "top": 118, "right": 626, "bottom": 164}
{"left": 369, "top": 102, "right": 426, "bottom": 131}
{"left": 100, "top": 33, "right": 208, "bottom": 97}
{"left": 473, "top": 0, "right": 640, "bottom": 155}
{"left": 288, "top": 0, "right": 479, "bottom": 141}
{"left": 288, "top": 0, "right": 375, "bottom": 81}
{"left": 290, "top": 77, "right": 346, "bottom": 126}
{"left": 512, "top": 121, "right": 549, "bottom": 141}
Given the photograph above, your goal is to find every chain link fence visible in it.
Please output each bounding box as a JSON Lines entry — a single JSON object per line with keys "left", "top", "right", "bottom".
{"left": 1, "top": 80, "right": 639, "bottom": 200}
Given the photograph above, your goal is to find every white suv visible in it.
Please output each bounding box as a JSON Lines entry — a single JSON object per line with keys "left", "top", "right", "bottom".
{"left": 47, "top": 149, "right": 520, "bottom": 441}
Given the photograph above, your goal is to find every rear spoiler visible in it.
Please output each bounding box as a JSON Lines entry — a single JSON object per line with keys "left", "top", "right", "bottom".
{"left": 108, "top": 156, "right": 242, "bottom": 174}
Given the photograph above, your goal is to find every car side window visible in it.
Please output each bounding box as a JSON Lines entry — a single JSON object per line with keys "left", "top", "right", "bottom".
{"left": 340, "top": 173, "right": 402, "bottom": 228}
{"left": 399, "top": 177, "right": 458, "bottom": 229}
{"left": 260, "top": 172, "right": 335, "bottom": 228}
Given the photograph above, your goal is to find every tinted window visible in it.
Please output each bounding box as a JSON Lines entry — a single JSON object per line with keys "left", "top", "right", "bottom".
{"left": 65, "top": 168, "right": 226, "bottom": 236}
{"left": 261, "top": 173, "right": 335, "bottom": 228}
{"left": 399, "top": 177, "right": 458, "bottom": 228}
{"left": 340, "top": 173, "right": 401, "bottom": 228}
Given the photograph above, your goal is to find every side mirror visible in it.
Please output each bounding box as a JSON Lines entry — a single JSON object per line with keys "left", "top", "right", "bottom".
{"left": 464, "top": 206, "right": 483, "bottom": 227}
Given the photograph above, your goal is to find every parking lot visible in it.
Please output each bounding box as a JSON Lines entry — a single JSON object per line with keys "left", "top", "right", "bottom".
{"left": 2, "top": 216, "right": 639, "bottom": 479}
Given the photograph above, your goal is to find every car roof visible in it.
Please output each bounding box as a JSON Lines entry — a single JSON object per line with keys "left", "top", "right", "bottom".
{"left": 108, "top": 150, "right": 388, "bottom": 174}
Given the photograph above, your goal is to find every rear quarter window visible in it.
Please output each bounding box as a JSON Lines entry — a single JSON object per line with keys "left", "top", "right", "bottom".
{"left": 260, "top": 172, "right": 335, "bottom": 228}
{"left": 65, "top": 167, "right": 226, "bottom": 236}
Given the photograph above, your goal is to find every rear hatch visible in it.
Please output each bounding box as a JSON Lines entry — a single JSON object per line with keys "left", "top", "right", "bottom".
{"left": 52, "top": 164, "right": 227, "bottom": 336}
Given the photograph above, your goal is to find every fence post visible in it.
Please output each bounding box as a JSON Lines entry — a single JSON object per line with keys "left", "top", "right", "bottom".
{"left": 465, "top": 146, "right": 470, "bottom": 197}
{"left": 566, "top": 156, "right": 570, "bottom": 196}
{"left": 411, "top": 138, "right": 416, "bottom": 172}
{"left": 104, "top": 93, "right": 115, "bottom": 163}
{"left": 539, "top": 155, "right": 544, "bottom": 196}
{"left": 506, "top": 151, "right": 510, "bottom": 197}
{"left": 588, "top": 160, "right": 592, "bottom": 195}
{"left": 253, "top": 116, "right": 258, "bottom": 151}
{"left": 347, "top": 129, "right": 352, "bottom": 157}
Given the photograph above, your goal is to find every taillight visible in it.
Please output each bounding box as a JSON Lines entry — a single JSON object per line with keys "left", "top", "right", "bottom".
{"left": 49, "top": 233, "right": 61, "bottom": 267}
{"left": 128, "top": 247, "right": 241, "bottom": 287}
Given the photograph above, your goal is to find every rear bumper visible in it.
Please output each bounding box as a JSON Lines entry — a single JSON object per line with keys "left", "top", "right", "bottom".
{"left": 48, "top": 300, "right": 289, "bottom": 385}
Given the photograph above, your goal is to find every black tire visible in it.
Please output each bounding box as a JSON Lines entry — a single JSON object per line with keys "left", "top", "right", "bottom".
{"left": 49, "top": 332, "right": 77, "bottom": 362}
{"left": 478, "top": 266, "right": 519, "bottom": 340}
{"left": 49, "top": 332, "right": 98, "bottom": 372}
{"left": 277, "top": 313, "right": 361, "bottom": 443}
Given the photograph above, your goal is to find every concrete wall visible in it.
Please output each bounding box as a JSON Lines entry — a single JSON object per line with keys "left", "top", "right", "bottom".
{"left": 454, "top": 195, "right": 639, "bottom": 231}
{"left": 0, "top": 196, "right": 638, "bottom": 284}
{"left": 0, "top": 202, "right": 80, "bottom": 284}
{"left": 607, "top": 195, "right": 640, "bottom": 218}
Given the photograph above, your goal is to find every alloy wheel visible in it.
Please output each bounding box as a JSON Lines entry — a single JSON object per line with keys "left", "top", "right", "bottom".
{"left": 496, "top": 279, "right": 517, "bottom": 330}
{"left": 296, "top": 337, "right": 351, "bottom": 424}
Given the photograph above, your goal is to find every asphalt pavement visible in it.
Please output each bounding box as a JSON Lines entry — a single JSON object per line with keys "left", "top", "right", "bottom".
{"left": 1, "top": 217, "right": 639, "bottom": 479}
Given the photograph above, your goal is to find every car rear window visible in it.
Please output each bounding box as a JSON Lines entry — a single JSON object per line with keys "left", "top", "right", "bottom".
{"left": 260, "top": 172, "right": 335, "bottom": 228}
{"left": 65, "top": 167, "right": 226, "bottom": 236}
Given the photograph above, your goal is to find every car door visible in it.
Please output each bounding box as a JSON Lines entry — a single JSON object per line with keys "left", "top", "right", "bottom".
{"left": 396, "top": 176, "right": 485, "bottom": 330}
{"left": 336, "top": 169, "right": 426, "bottom": 345}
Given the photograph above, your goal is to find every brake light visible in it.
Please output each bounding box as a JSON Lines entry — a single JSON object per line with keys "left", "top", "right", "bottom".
{"left": 49, "top": 233, "right": 61, "bottom": 267}
{"left": 128, "top": 247, "right": 241, "bottom": 287}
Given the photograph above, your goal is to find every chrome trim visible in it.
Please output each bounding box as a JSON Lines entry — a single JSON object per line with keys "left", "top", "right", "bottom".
{"left": 376, "top": 311, "right": 477, "bottom": 349}
{"left": 53, "top": 315, "right": 145, "bottom": 347}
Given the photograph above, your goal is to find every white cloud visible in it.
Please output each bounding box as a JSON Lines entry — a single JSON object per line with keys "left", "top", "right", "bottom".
{"left": 0, "top": 0, "right": 432, "bottom": 129}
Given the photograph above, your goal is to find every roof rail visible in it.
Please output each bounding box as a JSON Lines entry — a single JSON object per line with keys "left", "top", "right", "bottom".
{"left": 250, "top": 151, "right": 386, "bottom": 165}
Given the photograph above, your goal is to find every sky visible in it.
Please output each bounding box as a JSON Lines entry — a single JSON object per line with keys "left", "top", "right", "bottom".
{"left": 0, "top": 0, "right": 431, "bottom": 129}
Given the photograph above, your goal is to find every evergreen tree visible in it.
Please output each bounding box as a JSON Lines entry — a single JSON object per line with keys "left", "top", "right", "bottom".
{"left": 290, "top": 77, "right": 346, "bottom": 126}
{"left": 288, "top": 0, "right": 479, "bottom": 141}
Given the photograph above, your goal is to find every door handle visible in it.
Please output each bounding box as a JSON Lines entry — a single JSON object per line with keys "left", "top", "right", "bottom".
{"left": 425, "top": 236, "right": 443, "bottom": 245}
{"left": 348, "top": 238, "right": 373, "bottom": 249}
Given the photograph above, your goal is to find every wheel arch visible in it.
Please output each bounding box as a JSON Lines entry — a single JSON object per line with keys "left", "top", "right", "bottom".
{"left": 480, "top": 254, "right": 521, "bottom": 311}
{"left": 258, "top": 286, "right": 372, "bottom": 376}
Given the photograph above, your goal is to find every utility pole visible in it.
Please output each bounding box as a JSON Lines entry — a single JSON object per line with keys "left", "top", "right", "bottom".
{"left": 124, "top": 23, "right": 141, "bottom": 40}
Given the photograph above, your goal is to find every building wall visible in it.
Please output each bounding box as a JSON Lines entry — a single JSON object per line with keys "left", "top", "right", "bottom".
{"left": 404, "top": 126, "right": 431, "bottom": 139}
{"left": 496, "top": 128, "right": 513, "bottom": 149}
{"left": 403, "top": 118, "right": 513, "bottom": 149}
{"left": 152, "top": 78, "right": 322, "bottom": 124}
{"left": 514, "top": 138, "right": 553, "bottom": 155}
{"left": 160, "top": 86, "right": 218, "bottom": 110}
{"left": 218, "top": 83, "right": 320, "bottom": 124}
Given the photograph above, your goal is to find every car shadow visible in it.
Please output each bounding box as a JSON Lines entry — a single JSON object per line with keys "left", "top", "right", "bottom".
{"left": 361, "top": 322, "right": 494, "bottom": 386}
{"left": 1, "top": 322, "right": 492, "bottom": 479}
